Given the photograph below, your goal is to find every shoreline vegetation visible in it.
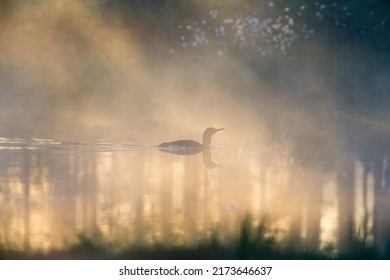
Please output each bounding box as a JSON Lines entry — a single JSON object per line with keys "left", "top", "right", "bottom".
{"left": 1, "top": 216, "right": 388, "bottom": 260}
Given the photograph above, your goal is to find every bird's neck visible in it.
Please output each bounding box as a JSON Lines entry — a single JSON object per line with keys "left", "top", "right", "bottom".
{"left": 202, "top": 134, "right": 212, "bottom": 147}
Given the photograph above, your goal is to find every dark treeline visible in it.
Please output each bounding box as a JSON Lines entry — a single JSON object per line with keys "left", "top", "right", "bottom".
{"left": 99, "top": 0, "right": 390, "bottom": 50}
{"left": 99, "top": 0, "right": 390, "bottom": 108}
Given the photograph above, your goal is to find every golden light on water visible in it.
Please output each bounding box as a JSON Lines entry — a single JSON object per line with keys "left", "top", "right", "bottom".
{"left": 0, "top": 142, "right": 388, "bottom": 256}
{"left": 320, "top": 174, "right": 338, "bottom": 250}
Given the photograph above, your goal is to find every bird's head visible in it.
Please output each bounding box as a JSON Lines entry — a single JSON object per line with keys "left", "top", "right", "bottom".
{"left": 204, "top": 127, "right": 224, "bottom": 136}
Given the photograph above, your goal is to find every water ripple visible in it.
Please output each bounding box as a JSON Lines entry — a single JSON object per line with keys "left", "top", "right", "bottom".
{"left": 0, "top": 137, "right": 159, "bottom": 151}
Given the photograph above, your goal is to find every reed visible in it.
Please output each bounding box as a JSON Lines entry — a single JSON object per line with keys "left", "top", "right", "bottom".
{"left": 1, "top": 216, "right": 389, "bottom": 259}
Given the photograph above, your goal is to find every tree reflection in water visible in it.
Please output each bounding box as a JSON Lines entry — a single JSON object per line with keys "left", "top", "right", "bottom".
{"left": 0, "top": 138, "right": 389, "bottom": 258}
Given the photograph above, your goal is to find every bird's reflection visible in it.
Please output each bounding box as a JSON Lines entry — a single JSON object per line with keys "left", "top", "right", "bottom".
{"left": 158, "top": 127, "right": 224, "bottom": 168}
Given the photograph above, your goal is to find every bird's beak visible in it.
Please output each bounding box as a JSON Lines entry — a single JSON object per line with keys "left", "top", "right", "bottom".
{"left": 217, "top": 128, "right": 224, "bottom": 132}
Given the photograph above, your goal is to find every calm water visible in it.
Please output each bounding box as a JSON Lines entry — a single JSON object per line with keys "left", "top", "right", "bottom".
{"left": 0, "top": 137, "right": 389, "bottom": 255}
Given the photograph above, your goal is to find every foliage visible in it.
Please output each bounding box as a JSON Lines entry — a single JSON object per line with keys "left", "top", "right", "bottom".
{"left": 6, "top": 215, "right": 389, "bottom": 260}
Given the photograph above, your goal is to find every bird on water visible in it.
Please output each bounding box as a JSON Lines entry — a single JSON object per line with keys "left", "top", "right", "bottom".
{"left": 158, "top": 127, "right": 224, "bottom": 155}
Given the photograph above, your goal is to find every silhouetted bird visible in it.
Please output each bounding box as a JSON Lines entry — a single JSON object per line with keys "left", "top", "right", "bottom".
{"left": 158, "top": 127, "right": 224, "bottom": 155}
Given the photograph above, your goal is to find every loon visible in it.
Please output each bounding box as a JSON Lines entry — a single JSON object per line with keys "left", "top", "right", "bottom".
{"left": 158, "top": 127, "right": 224, "bottom": 155}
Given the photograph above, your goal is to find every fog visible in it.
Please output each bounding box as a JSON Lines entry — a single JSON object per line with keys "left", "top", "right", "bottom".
{"left": 0, "top": 0, "right": 389, "bottom": 161}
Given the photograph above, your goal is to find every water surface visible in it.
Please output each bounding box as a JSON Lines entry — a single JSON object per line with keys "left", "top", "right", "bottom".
{"left": 0, "top": 137, "right": 389, "bottom": 256}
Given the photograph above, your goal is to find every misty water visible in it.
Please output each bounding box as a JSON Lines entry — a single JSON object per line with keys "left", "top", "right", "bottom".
{"left": 0, "top": 137, "right": 389, "bottom": 257}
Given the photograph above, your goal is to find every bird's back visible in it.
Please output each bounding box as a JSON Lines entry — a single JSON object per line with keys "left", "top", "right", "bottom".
{"left": 158, "top": 140, "right": 203, "bottom": 155}
{"left": 158, "top": 140, "right": 202, "bottom": 149}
